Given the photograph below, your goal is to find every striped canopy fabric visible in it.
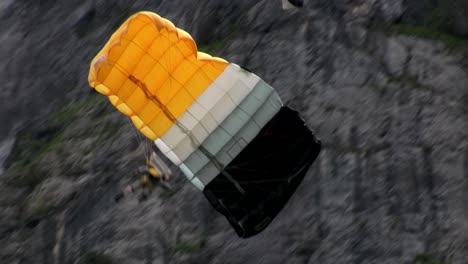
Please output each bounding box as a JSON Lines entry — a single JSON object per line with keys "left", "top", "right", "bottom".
{"left": 88, "top": 11, "right": 320, "bottom": 238}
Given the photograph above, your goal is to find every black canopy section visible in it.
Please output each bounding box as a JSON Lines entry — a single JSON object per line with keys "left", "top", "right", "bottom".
{"left": 203, "top": 106, "right": 321, "bottom": 238}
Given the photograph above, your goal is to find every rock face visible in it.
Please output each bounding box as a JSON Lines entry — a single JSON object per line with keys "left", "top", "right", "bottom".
{"left": 1, "top": 1, "right": 467, "bottom": 264}
{"left": 401, "top": 0, "right": 468, "bottom": 38}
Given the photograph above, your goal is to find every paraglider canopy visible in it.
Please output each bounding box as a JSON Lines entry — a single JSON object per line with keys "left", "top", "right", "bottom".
{"left": 88, "top": 11, "right": 320, "bottom": 238}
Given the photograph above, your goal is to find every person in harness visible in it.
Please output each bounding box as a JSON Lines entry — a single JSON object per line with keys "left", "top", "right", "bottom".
{"left": 115, "top": 152, "right": 172, "bottom": 202}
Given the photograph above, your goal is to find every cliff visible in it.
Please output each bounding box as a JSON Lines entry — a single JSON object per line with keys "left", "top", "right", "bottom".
{"left": 1, "top": 1, "right": 467, "bottom": 263}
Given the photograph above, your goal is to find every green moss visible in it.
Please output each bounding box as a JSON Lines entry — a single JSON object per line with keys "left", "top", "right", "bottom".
{"left": 198, "top": 39, "right": 225, "bottom": 53}
{"left": 406, "top": 77, "right": 420, "bottom": 88}
{"left": 6, "top": 162, "right": 46, "bottom": 188}
{"left": 198, "top": 17, "right": 242, "bottom": 54}
{"left": 387, "top": 75, "right": 403, "bottom": 83}
{"left": 15, "top": 130, "right": 60, "bottom": 162}
{"left": 50, "top": 94, "right": 103, "bottom": 123}
{"left": 174, "top": 242, "right": 202, "bottom": 253}
{"left": 28, "top": 196, "right": 53, "bottom": 219}
{"left": 79, "top": 251, "right": 114, "bottom": 264}
{"left": 3, "top": 95, "right": 106, "bottom": 188}
{"left": 4, "top": 128, "right": 63, "bottom": 188}
{"left": 50, "top": 102, "right": 85, "bottom": 123}
{"left": 358, "top": 219, "right": 368, "bottom": 229}
{"left": 387, "top": 74, "right": 420, "bottom": 89}
{"left": 392, "top": 24, "right": 468, "bottom": 48}
{"left": 412, "top": 253, "right": 443, "bottom": 264}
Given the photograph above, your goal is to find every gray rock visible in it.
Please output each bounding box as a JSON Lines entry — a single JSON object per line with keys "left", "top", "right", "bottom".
{"left": 0, "top": 136, "right": 15, "bottom": 175}
{"left": 1, "top": 1, "right": 467, "bottom": 264}
{"left": 384, "top": 37, "right": 408, "bottom": 76}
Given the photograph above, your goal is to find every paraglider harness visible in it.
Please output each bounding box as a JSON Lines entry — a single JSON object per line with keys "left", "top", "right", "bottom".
{"left": 137, "top": 159, "right": 170, "bottom": 190}
{"left": 115, "top": 152, "right": 172, "bottom": 202}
